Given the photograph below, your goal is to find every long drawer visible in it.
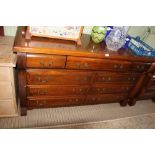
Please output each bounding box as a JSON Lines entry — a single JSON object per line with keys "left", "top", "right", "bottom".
{"left": 27, "top": 69, "right": 94, "bottom": 85}
{"left": 27, "top": 96, "right": 85, "bottom": 109}
{"left": 90, "top": 84, "right": 133, "bottom": 94}
{"left": 27, "top": 53, "right": 66, "bottom": 69}
{"left": 66, "top": 56, "right": 150, "bottom": 72}
{"left": 0, "top": 82, "right": 13, "bottom": 99}
{"left": 95, "top": 72, "right": 140, "bottom": 84}
{"left": 27, "top": 85, "right": 89, "bottom": 97}
{"left": 86, "top": 93, "right": 127, "bottom": 104}
{"left": 66, "top": 56, "right": 131, "bottom": 71}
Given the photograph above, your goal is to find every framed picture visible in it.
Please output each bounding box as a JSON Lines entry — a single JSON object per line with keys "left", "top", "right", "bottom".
{"left": 25, "top": 26, "right": 84, "bottom": 45}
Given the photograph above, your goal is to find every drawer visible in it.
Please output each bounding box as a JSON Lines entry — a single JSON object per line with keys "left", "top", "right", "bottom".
{"left": 27, "top": 53, "right": 66, "bottom": 68}
{"left": 27, "top": 69, "right": 94, "bottom": 85}
{"left": 27, "top": 85, "right": 89, "bottom": 97}
{"left": 86, "top": 94, "right": 127, "bottom": 104}
{"left": 0, "top": 67, "right": 11, "bottom": 81}
{"left": 95, "top": 72, "right": 140, "bottom": 84}
{"left": 130, "top": 62, "right": 150, "bottom": 72}
{"left": 0, "top": 100, "right": 16, "bottom": 116}
{"left": 0, "top": 82, "right": 13, "bottom": 99}
{"left": 66, "top": 56, "right": 131, "bottom": 71}
{"left": 138, "top": 92, "right": 155, "bottom": 100}
{"left": 91, "top": 84, "right": 133, "bottom": 94}
{"left": 27, "top": 96, "right": 85, "bottom": 108}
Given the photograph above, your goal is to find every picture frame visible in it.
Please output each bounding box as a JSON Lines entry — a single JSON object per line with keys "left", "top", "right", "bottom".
{"left": 25, "top": 26, "right": 84, "bottom": 45}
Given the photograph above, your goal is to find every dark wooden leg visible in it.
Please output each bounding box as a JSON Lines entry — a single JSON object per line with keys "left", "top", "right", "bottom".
{"left": 120, "top": 100, "right": 128, "bottom": 107}
{"left": 128, "top": 98, "right": 136, "bottom": 106}
{"left": 151, "top": 98, "right": 155, "bottom": 103}
{"left": 17, "top": 53, "right": 27, "bottom": 116}
{"left": 21, "top": 107, "right": 27, "bottom": 116}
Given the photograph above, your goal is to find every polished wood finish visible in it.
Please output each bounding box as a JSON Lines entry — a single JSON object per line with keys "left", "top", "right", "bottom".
{"left": 27, "top": 53, "right": 66, "bottom": 68}
{"left": 27, "top": 69, "right": 94, "bottom": 85}
{"left": 13, "top": 27, "right": 155, "bottom": 115}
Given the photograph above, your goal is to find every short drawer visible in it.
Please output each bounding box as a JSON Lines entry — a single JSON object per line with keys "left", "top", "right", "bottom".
{"left": 27, "top": 69, "right": 94, "bottom": 85}
{"left": 95, "top": 72, "right": 140, "bottom": 84}
{"left": 91, "top": 84, "right": 133, "bottom": 94}
{"left": 27, "top": 96, "right": 85, "bottom": 108}
{"left": 0, "top": 100, "right": 16, "bottom": 116}
{"left": 27, "top": 53, "right": 66, "bottom": 68}
{"left": 86, "top": 94, "right": 127, "bottom": 104}
{"left": 27, "top": 85, "right": 89, "bottom": 97}
{"left": 0, "top": 82, "right": 13, "bottom": 99}
{"left": 0, "top": 67, "right": 11, "bottom": 81}
{"left": 66, "top": 56, "right": 131, "bottom": 71}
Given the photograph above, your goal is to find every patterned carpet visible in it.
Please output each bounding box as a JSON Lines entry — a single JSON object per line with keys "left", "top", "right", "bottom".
{"left": 0, "top": 100, "right": 155, "bottom": 129}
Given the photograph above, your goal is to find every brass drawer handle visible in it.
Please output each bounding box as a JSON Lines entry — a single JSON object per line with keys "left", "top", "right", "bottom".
{"left": 40, "top": 60, "right": 45, "bottom": 66}
{"left": 41, "top": 80, "right": 47, "bottom": 83}
{"left": 114, "top": 64, "right": 118, "bottom": 69}
{"left": 79, "top": 88, "right": 82, "bottom": 92}
{"left": 76, "top": 77, "right": 80, "bottom": 81}
{"left": 83, "top": 77, "right": 88, "bottom": 81}
{"left": 84, "top": 63, "right": 88, "bottom": 68}
{"left": 76, "top": 62, "right": 81, "bottom": 68}
{"left": 102, "top": 77, "right": 105, "bottom": 81}
{"left": 48, "top": 60, "right": 53, "bottom": 66}
{"left": 120, "top": 65, "right": 123, "bottom": 69}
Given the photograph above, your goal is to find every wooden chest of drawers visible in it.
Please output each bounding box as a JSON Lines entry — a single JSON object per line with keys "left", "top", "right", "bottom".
{"left": 13, "top": 27, "right": 155, "bottom": 116}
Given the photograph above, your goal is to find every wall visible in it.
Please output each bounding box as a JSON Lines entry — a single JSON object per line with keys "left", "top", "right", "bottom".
{"left": 4, "top": 26, "right": 155, "bottom": 48}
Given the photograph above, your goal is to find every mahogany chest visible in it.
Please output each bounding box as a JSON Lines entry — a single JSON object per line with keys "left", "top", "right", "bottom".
{"left": 13, "top": 27, "right": 155, "bottom": 116}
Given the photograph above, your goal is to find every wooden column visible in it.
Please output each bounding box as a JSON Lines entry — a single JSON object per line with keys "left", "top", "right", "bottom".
{"left": 17, "top": 53, "right": 27, "bottom": 116}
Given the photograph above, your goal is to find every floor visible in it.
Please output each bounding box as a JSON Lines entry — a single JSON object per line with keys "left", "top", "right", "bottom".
{"left": 0, "top": 100, "right": 155, "bottom": 129}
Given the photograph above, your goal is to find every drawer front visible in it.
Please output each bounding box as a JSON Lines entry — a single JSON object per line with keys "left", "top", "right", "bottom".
{"left": 91, "top": 84, "right": 133, "bottom": 94}
{"left": 0, "top": 67, "right": 11, "bottom": 81}
{"left": 139, "top": 92, "right": 155, "bottom": 100}
{"left": 27, "top": 54, "right": 66, "bottom": 68}
{"left": 95, "top": 72, "right": 140, "bottom": 84}
{"left": 130, "top": 62, "right": 151, "bottom": 72}
{"left": 27, "top": 85, "right": 89, "bottom": 97}
{"left": 27, "top": 96, "right": 85, "bottom": 108}
{"left": 86, "top": 94, "right": 127, "bottom": 104}
{"left": 66, "top": 56, "right": 131, "bottom": 71}
{"left": 0, "top": 82, "right": 13, "bottom": 99}
{"left": 27, "top": 69, "right": 94, "bottom": 85}
{"left": 0, "top": 100, "right": 16, "bottom": 116}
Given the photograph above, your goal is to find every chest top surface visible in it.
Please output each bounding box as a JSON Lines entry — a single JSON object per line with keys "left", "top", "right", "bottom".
{"left": 13, "top": 27, "right": 155, "bottom": 63}
{"left": 0, "top": 36, "right": 16, "bottom": 67}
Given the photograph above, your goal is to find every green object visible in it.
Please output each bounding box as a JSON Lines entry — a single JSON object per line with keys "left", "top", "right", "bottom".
{"left": 91, "top": 26, "right": 107, "bottom": 43}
